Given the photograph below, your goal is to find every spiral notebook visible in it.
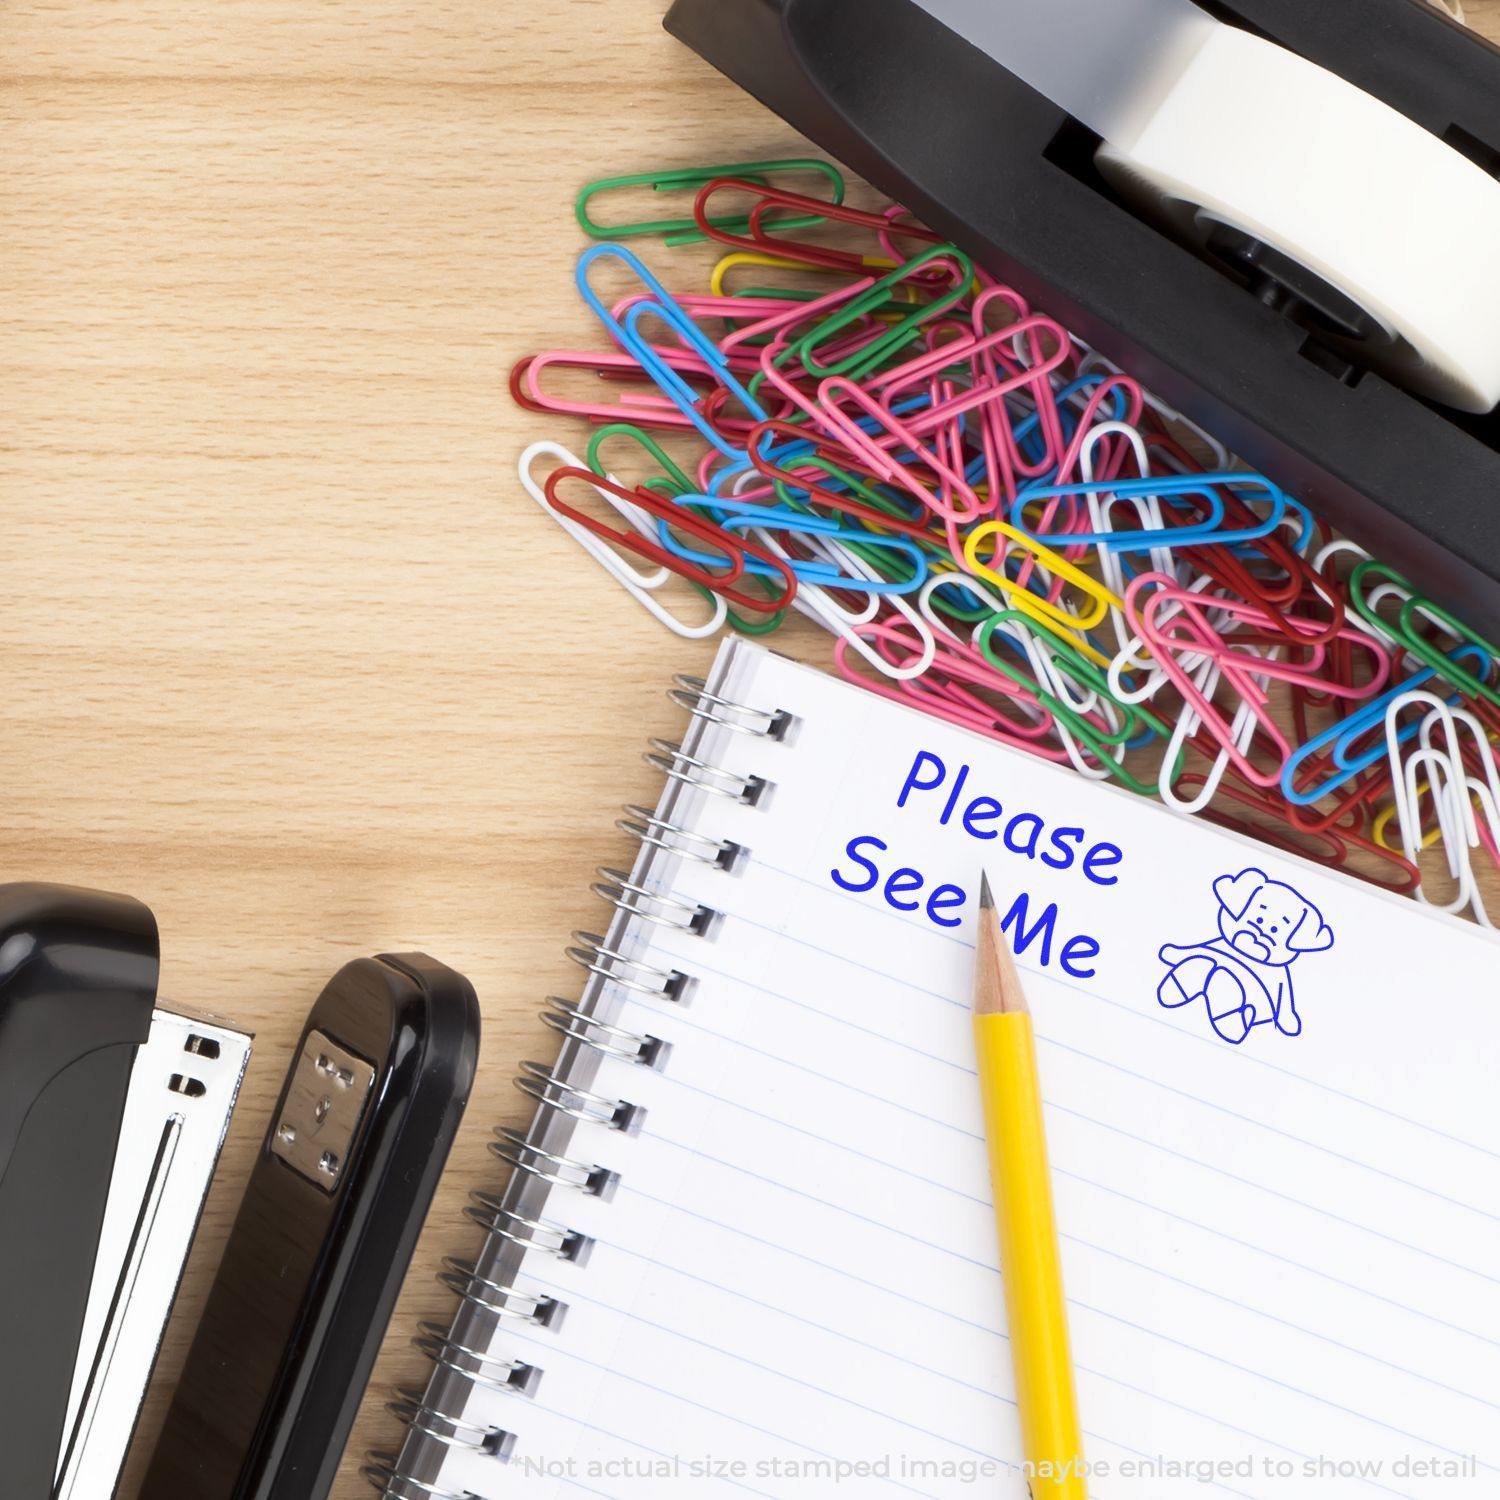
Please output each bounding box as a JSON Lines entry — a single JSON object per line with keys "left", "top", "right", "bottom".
{"left": 380, "top": 637, "right": 1500, "bottom": 1500}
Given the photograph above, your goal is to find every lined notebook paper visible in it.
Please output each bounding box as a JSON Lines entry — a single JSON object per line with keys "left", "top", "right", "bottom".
{"left": 415, "top": 638, "right": 1499, "bottom": 1500}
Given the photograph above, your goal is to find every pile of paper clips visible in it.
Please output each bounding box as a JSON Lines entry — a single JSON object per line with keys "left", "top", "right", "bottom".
{"left": 514, "top": 159, "right": 1500, "bottom": 922}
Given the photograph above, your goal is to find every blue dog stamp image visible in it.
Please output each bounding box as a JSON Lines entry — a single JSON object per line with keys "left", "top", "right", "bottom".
{"left": 1157, "top": 868, "right": 1335, "bottom": 1045}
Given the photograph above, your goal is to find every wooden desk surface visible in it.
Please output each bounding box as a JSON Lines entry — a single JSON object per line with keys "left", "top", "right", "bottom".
{"left": 5, "top": 3, "right": 1498, "bottom": 1495}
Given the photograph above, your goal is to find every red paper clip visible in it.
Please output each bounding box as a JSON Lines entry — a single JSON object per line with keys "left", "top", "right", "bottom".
{"left": 692, "top": 178, "right": 942, "bottom": 272}
{"left": 542, "top": 466, "right": 797, "bottom": 614}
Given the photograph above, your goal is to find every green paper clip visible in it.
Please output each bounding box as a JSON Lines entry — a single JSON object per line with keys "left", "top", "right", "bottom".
{"left": 1350, "top": 559, "right": 1500, "bottom": 709}
{"left": 587, "top": 423, "right": 697, "bottom": 498}
{"left": 576, "top": 160, "right": 845, "bottom": 247}
{"left": 792, "top": 245, "right": 974, "bottom": 381}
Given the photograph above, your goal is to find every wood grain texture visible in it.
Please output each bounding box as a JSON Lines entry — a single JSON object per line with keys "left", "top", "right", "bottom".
{"left": 2, "top": 3, "right": 1497, "bottom": 1496}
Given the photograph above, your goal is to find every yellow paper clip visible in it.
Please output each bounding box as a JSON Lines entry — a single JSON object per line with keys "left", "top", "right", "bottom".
{"left": 709, "top": 250, "right": 900, "bottom": 299}
{"left": 963, "top": 522, "right": 1121, "bottom": 664}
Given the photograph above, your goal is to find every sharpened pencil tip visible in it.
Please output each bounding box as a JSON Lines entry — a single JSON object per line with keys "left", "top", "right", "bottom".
{"left": 974, "top": 877, "right": 1028, "bottom": 1017}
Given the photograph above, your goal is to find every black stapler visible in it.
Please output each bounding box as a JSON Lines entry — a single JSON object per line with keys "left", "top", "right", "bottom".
{"left": 665, "top": 0, "right": 1500, "bottom": 637}
{"left": 0, "top": 882, "right": 249, "bottom": 1500}
{"left": 0, "top": 883, "right": 158, "bottom": 1497}
{"left": 140, "top": 954, "right": 480, "bottom": 1500}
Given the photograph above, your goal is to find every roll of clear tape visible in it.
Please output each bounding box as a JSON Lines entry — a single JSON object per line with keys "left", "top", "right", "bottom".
{"left": 912, "top": 0, "right": 1498, "bottom": 411}
{"left": 1095, "top": 25, "right": 1500, "bottom": 413}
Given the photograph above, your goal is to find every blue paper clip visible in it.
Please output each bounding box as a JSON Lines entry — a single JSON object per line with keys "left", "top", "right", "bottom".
{"left": 655, "top": 499, "right": 929, "bottom": 596}
{"left": 1008, "top": 472, "right": 1298, "bottom": 554}
{"left": 576, "top": 243, "right": 768, "bottom": 459}
{"left": 1279, "top": 643, "right": 1491, "bottom": 805}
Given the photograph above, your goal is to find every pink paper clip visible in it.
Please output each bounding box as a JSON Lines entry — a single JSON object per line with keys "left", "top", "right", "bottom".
{"left": 1128, "top": 575, "right": 1296, "bottom": 788}
{"left": 718, "top": 276, "right": 877, "bottom": 357}
{"left": 866, "top": 318, "right": 1071, "bottom": 441}
{"left": 1142, "top": 584, "right": 1393, "bottom": 701}
{"left": 835, "top": 619, "right": 1073, "bottom": 759}
{"left": 515, "top": 347, "right": 713, "bottom": 430}
{"left": 815, "top": 375, "right": 984, "bottom": 524}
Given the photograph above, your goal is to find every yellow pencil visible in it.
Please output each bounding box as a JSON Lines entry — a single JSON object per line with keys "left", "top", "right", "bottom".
{"left": 973, "top": 872, "right": 1088, "bottom": 1499}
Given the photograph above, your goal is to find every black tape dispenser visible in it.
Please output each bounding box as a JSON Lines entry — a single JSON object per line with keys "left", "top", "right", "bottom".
{"left": 665, "top": 0, "right": 1500, "bottom": 637}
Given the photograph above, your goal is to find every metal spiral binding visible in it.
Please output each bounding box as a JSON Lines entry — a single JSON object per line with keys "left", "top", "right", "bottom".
{"left": 666, "top": 675, "right": 793, "bottom": 740}
{"left": 370, "top": 674, "right": 786, "bottom": 1497}
{"left": 361, "top": 1455, "right": 473, "bottom": 1500}
{"left": 438, "top": 1256, "right": 566, "bottom": 1329}
{"left": 541, "top": 996, "right": 671, "bottom": 1070}
{"left": 490, "top": 1126, "right": 620, "bottom": 1199}
{"left": 617, "top": 804, "right": 743, "bottom": 868}
{"left": 514, "top": 1059, "right": 647, "bottom": 1134}
{"left": 413, "top": 1319, "right": 542, "bottom": 1398}
{"left": 566, "top": 930, "right": 695, "bottom": 1002}
{"left": 387, "top": 1387, "right": 518, "bottom": 1462}
{"left": 644, "top": 738, "right": 768, "bottom": 804}
{"left": 590, "top": 866, "right": 719, "bottom": 934}
{"left": 465, "top": 1194, "right": 595, "bottom": 1265}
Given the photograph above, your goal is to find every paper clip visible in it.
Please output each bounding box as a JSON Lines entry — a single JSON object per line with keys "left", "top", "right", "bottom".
{"left": 710, "top": 252, "right": 900, "bottom": 306}
{"left": 580, "top": 431, "right": 796, "bottom": 637}
{"left": 512, "top": 348, "right": 725, "bottom": 431}
{"left": 519, "top": 442, "right": 727, "bottom": 639}
{"left": 816, "top": 377, "right": 985, "bottom": 525}
{"left": 1126, "top": 578, "right": 1298, "bottom": 790}
{"left": 1351, "top": 560, "right": 1500, "bottom": 707}
{"left": 1140, "top": 587, "right": 1390, "bottom": 702}
{"left": 656, "top": 498, "right": 929, "bottom": 596}
{"left": 788, "top": 247, "right": 975, "bottom": 380}
{"left": 1277, "top": 646, "right": 1486, "bottom": 805}
{"left": 975, "top": 369, "right": 1126, "bottom": 511}
{"left": 1157, "top": 646, "right": 1270, "bottom": 816}
{"left": 577, "top": 244, "right": 769, "bottom": 458}
{"left": 836, "top": 618, "right": 1070, "bottom": 753}
{"left": 964, "top": 522, "right": 1122, "bottom": 641}
{"left": 975, "top": 612, "right": 1172, "bottom": 796}
{"left": 869, "top": 578, "right": 1064, "bottom": 741}
{"left": 742, "top": 420, "right": 935, "bottom": 539}
{"left": 691, "top": 178, "right": 941, "bottom": 272}
{"left": 585, "top": 423, "right": 697, "bottom": 497}
{"left": 1372, "top": 711, "right": 1500, "bottom": 853}
{"left": 1010, "top": 472, "right": 1300, "bottom": 554}
{"left": 869, "top": 316, "right": 1074, "bottom": 445}
{"left": 782, "top": 539, "right": 939, "bottom": 682}
{"left": 576, "top": 160, "right": 844, "bottom": 246}
{"left": 1381, "top": 692, "right": 1500, "bottom": 923}
{"left": 542, "top": 465, "right": 796, "bottom": 615}
{"left": 1108, "top": 570, "right": 1230, "bottom": 702}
